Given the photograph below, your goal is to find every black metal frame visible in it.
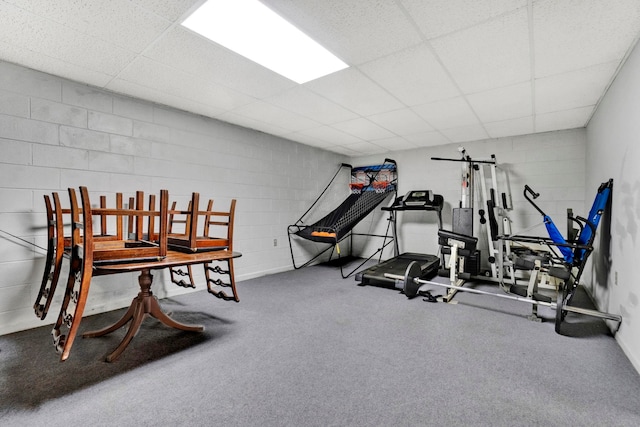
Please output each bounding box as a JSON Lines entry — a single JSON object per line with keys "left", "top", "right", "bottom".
{"left": 501, "top": 179, "right": 615, "bottom": 332}
{"left": 288, "top": 159, "right": 398, "bottom": 278}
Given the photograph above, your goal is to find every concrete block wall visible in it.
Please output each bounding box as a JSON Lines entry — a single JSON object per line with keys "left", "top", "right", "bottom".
{"left": 0, "top": 60, "right": 345, "bottom": 335}
{"left": 586, "top": 40, "right": 640, "bottom": 372}
{"left": 351, "top": 129, "right": 587, "bottom": 262}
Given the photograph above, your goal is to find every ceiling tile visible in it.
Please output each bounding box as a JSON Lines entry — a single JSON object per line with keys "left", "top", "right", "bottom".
{"left": 404, "top": 131, "right": 450, "bottom": 147}
{"left": 265, "top": 86, "right": 359, "bottom": 125}
{"left": 145, "top": 27, "right": 297, "bottom": 99}
{"left": 0, "top": 0, "right": 637, "bottom": 157}
{"left": 0, "top": 40, "right": 114, "bottom": 88}
{"left": 370, "top": 136, "right": 417, "bottom": 152}
{"left": 431, "top": 8, "right": 530, "bottom": 94}
{"left": 535, "top": 106, "right": 594, "bottom": 133}
{"left": 261, "top": 0, "right": 422, "bottom": 65}
{"left": 228, "top": 100, "right": 320, "bottom": 132}
{"left": 440, "top": 124, "right": 489, "bottom": 143}
{"left": 367, "top": 108, "right": 433, "bottom": 135}
{"left": 341, "top": 141, "right": 389, "bottom": 155}
{"left": 113, "top": 56, "right": 256, "bottom": 111}
{"left": 306, "top": 67, "right": 404, "bottom": 116}
{"left": 333, "top": 117, "right": 396, "bottom": 141}
{"left": 215, "top": 110, "right": 291, "bottom": 136}
{"left": 412, "top": 97, "right": 479, "bottom": 130}
{"left": 294, "top": 125, "right": 363, "bottom": 145}
{"left": 484, "top": 116, "right": 534, "bottom": 139}
{"left": 400, "top": 0, "right": 527, "bottom": 39}
{"left": 0, "top": 2, "right": 137, "bottom": 77}
{"left": 359, "top": 44, "right": 461, "bottom": 106}
{"left": 535, "top": 62, "right": 619, "bottom": 114}
{"left": 108, "top": 78, "right": 226, "bottom": 118}
{"left": 3, "top": 0, "right": 175, "bottom": 53}
{"left": 534, "top": 0, "right": 640, "bottom": 78}
{"left": 467, "top": 82, "right": 532, "bottom": 123}
{"left": 132, "top": 0, "right": 201, "bottom": 22}
{"left": 284, "top": 133, "right": 339, "bottom": 149}
{"left": 326, "top": 145, "right": 363, "bottom": 156}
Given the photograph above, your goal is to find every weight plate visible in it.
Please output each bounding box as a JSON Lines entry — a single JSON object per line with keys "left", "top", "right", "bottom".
{"left": 403, "top": 261, "right": 422, "bottom": 298}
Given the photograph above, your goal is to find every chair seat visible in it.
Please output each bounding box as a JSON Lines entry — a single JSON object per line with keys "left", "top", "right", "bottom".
{"left": 168, "top": 235, "right": 229, "bottom": 252}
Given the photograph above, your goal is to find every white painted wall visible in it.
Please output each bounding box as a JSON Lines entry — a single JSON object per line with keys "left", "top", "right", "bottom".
{"left": 586, "top": 41, "right": 640, "bottom": 372}
{"left": 352, "top": 130, "right": 587, "bottom": 266}
{"left": 0, "top": 60, "right": 346, "bottom": 335}
{"left": 2, "top": 45, "right": 638, "bottom": 382}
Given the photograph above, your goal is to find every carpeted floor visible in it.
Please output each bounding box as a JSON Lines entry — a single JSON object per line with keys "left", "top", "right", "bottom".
{"left": 1, "top": 263, "right": 639, "bottom": 426}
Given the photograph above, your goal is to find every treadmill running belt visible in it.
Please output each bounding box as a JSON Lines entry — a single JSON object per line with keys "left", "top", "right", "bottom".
{"left": 356, "top": 252, "right": 440, "bottom": 288}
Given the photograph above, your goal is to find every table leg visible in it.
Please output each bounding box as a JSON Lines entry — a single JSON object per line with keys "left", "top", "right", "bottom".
{"left": 82, "top": 268, "right": 204, "bottom": 362}
{"left": 82, "top": 300, "right": 138, "bottom": 338}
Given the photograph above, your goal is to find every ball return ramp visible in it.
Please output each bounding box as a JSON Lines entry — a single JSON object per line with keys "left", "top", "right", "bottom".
{"left": 288, "top": 160, "right": 397, "bottom": 278}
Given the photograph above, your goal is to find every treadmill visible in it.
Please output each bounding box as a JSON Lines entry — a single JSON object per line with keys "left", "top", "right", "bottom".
{"left": 355, "top": 190, "right": 443, "bottom": 290}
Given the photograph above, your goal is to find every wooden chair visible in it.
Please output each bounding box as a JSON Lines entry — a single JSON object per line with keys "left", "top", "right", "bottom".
{"left": 168, "top": 192, "right": 239, "bottom": 301}
{"left": 167, "top": 200, "right": 196, "bottom": 289}
{"left": 203, "top": 198, "right": 238, "bottom": 302}
{"left": 34, "top": 192, "right": 123, "bottom": 320}
{"left": 51, "top": 186, "right": 168, "bottom": 361}
{"left": 34, "top": 193, "right": 66, "bottom": 320}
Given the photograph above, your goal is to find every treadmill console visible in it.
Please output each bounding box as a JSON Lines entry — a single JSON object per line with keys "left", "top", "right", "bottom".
{"left": 384, "top": 190, "right": 443, "bottom": 212}
{"left": 402, "top": 190, "right": 434, "bottom": 207}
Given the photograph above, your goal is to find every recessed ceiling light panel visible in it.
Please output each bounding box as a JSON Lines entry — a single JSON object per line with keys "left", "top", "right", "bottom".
{"left": 182, "top": 0, "right": 349, "bottom": 84}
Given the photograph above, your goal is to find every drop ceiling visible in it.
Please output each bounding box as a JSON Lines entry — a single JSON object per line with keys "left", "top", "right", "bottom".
{"left": 0, "top": 0, "right": 639, "bottom": 156}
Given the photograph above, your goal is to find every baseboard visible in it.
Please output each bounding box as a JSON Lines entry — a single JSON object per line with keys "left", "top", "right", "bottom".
{"left": 581, "top": 285, "right": 639, "bottom": 375}
{"left": 237, "top": 265, "right": 294, "bottom": 282}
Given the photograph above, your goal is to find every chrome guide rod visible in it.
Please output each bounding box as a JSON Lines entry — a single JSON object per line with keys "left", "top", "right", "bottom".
{"left": 384, "top": 272, "right": 622, "bottom": 323}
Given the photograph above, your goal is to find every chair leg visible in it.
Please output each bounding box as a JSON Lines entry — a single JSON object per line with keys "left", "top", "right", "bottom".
{"left": 34, "top": 195, "right": 64, "bottom": 320}
{"left": 204, "top": 258, "right": 239, "bottom": 302}
{"left": 39, "top": 248, "right": 66, "bottom": 320}
{"left": 34, "top": 233, "right": 56, "bottom": 319}
{"left": 51, "top": 249, "right": 93, "bottom": 361}
{"left": 169, "top": 265, "right": 196, "bottom": 288}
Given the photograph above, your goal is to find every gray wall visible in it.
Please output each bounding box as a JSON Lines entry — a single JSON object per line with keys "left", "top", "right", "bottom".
{"left": 586, "top": 41, "right": 640, "bottom": 372}
{"left": 349, "top": 41, "right": 640, "bottom": 375}
{"left": 2, "top": 47, "right": 639, "bottom": 377}
{"left": 0, "top": 60, "right": 345, "bottom": 335}
{"left": 352, "top": 129, "right": 587, "bottom": 262}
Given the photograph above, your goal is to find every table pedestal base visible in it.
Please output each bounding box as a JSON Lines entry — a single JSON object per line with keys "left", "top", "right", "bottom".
{"left": 83, "top": 268, "right": 204, "bottom": 362}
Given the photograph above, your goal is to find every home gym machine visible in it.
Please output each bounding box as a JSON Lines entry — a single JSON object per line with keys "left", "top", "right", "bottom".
{"left": 355, "top": 190, "right": 443, "bottom": 290}
{"left": 431, "top": 147, "right": 514, "bottom": 301}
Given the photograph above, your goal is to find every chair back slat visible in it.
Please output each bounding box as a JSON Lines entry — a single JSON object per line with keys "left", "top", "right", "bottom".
{"left": 168, "top": 193, "right": 236, "bottom": 253}
{"left": 77, "top": 187, "right": 168, "bottom": 263}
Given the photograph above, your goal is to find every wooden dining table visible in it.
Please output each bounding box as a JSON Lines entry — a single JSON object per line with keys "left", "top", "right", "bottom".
{"left": 83, "top": 249, "right": 242, "bottom": 362}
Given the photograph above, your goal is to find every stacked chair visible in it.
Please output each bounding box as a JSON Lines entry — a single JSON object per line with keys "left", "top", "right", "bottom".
{"left": 36, "top": 187, "right": 239, "bottom": 361}
{"left": 167, "top": 192, "right": 238, "bottom": 302}
{"left": 167, "top": 199, "right": 196, "bottom": 289}
{"left": 34, "top": 191, "right": 125, "bottom": 320}
{"left": 51, "top": 187, "right": 169, "bottom": 361}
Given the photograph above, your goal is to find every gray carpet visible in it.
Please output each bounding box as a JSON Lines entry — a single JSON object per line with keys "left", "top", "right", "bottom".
{"left": 1, "top": 263, "right": 639, "bottom": 426}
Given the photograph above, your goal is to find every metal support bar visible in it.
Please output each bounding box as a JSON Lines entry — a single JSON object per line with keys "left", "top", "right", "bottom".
{"left": 385, "top": 269, "right": 622, "bottom": 324}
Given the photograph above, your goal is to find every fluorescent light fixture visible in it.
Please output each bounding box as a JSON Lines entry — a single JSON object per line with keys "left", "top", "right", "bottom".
{"left": 181, "top": 0, "right": 348, "bottom": 84}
